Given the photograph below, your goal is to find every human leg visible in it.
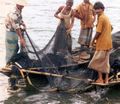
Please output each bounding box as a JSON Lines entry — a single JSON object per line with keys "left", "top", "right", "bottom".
{"left": 85, "top": 28, "right": 93, "bottom": 47}
{"left": 104, "top": 73, "right": 109, "bottom": 84}
{"left": 95, "top": 71, "right": 104, "bottom": 83}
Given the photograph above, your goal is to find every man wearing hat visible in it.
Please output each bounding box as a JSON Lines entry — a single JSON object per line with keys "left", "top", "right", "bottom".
{"left": 5, "top": 0, "right": 27, "bottom": 92}
{"left": 5, "top": 0, "right": 27, "bottom": 65}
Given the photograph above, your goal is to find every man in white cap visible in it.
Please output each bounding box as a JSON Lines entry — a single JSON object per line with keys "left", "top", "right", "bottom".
{"left": 5, "top": 0, "right": 27, "bottom": 92}
{"left": 5, "top": 0, "right": 27, "bottom": 65}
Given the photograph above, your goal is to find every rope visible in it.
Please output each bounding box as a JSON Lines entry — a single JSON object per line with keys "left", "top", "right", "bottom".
{"left": 24, "top": 31, "right": 41, "bottom": 61}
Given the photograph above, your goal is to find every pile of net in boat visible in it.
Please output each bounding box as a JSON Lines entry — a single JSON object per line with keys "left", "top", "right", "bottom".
{"left": 8, "top": 20, "right": 95, "bottom": 92}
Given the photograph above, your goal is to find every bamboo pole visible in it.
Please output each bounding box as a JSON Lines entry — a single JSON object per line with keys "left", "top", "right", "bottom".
{"left": 15, "top": 62, "right": 35, "bottom": 86}
{"left": 21, "top": 69, "right": 85, "bottom": 81}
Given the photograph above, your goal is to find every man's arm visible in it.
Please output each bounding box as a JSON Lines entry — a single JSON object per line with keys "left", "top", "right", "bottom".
{"left": 54, "top": 6, "right": 64, "bottom": 20}
{"left": 74, "top": 9, "right": 83, "bottom": 20}
{"left": 70, "top": 10, "right": 74, "bottom": 28}
{"left": 92, "top": 9, "right": 96, "bottom": 25}
{"left": 92, "top": 32, "right": 101, "bottom": 46}
{"left": 16, "top": 28, "right": 25, "bottom": 47}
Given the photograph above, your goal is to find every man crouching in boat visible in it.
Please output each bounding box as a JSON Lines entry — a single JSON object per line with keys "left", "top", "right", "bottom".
{"left": 88, "top": 2, "right": 113, "bottom": 84}
{"left": 5, "top": 0, "right": 27, "bottom": 92}
{"left": 54, "top": 0, "right": 74, "bottom": 54}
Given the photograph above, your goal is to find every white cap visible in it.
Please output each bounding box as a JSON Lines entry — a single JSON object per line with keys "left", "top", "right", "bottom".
{"left": 16, "top": 0, "right": 27, "bottom": 6}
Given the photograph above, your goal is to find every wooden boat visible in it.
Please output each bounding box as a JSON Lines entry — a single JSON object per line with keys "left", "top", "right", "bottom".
{"left": 0, "top": 31, "right": 120, "bottom": 92}
{"left": 91, "top": 80, "right": 120, "bottom": 87}
{"left": 0, "top": 49, "right": 93, "bottom": 92}
{"left": 0, "top": 48, "right": 120, "bottom": 91}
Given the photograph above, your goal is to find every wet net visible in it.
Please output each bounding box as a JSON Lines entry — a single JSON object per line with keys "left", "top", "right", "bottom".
{"left": 10, "top": 20, "right": 96, "bottom": 92}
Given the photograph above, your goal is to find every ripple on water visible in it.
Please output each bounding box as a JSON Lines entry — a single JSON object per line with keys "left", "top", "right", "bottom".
{"left": 0, "top": 73, "right": 10, "bottom": 102}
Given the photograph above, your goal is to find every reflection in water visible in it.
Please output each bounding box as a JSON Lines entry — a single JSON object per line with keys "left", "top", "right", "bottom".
{"left": 4, "top": 90, "right": 94, "bottom": 104}
{"left": 4, "top": 86, "right": 120, "bottom": 104}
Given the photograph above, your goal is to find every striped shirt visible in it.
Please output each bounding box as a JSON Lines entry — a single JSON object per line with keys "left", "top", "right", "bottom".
{"left": 5, "top": 7, "right": 24, "bottom": 31}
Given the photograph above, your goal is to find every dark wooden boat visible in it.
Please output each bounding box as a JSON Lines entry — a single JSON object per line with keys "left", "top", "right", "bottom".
{"left": 0, "top": 31, "right": 120, "bottom": 92}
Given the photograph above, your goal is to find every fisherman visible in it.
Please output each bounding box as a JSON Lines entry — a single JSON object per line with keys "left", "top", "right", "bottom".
{"left": 54, "top": 0, "right": 74, "bottom": 53}
{"left": 74, "top": 0, "right": 95, "bottom": 51}
{"left": 5, "top": 0, "right": 27, "bottom": 66}
{"left": 88, "top": 2, "right": 113, "bottom": 84}
{"left": 5, "top": 0, "right": 27, "bottom": 92}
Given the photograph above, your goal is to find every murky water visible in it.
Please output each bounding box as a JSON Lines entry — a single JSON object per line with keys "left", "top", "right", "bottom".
{"left": 0, "top": 0, "right": 120, "bottom": 104}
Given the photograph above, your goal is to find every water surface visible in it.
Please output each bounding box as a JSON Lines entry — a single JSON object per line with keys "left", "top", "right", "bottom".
{"left": 0, "top": 0, "right": 120, "bottom": 103}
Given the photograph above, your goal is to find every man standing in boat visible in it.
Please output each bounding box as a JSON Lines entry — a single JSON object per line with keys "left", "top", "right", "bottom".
{"left": 74, "top": 0, "right": 95, "bottom": 51}
{"left": 54, "top": 0, "right": 74, "bottom": 53}
{"left": 88, "top": 2, "right": 113, "bottom": 84}
{"left": 5, "top": 0, "right": 27, "bottom": 92}
{"left": 5, "top": 0, "right": 26, "bottom": 66}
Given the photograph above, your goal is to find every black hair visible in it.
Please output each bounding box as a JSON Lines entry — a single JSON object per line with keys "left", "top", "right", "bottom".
{"left": 93, "top": 2, "right": 105, "bottom": 10}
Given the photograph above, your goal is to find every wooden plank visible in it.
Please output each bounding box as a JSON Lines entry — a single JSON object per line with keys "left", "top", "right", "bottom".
{"left": 77, "top": 60, "right": 89, "bottom": 64}
{"left": 0, "top": 68, "right": 11, "bottom": 73}
{"left": 21, "top": 69, "right": 85, "bottom": 81}
{"left": 109, "top": 80, "right": 120, "bottom": 85}
{"left": 91, "top": 80, "right": 120, "bottom": 87}
{"left": 91, "top": 82, "right": 109, "bottom": 86}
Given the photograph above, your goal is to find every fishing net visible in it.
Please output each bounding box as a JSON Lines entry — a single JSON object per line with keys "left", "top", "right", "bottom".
{"left": 9, "top": 20, "right": 96, "bottom": 92}
{"left": 23, "top": 20, "right": 73, "bottom": 67}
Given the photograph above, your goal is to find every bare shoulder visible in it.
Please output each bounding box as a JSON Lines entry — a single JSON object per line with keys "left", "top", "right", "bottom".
{"left": 58, "top": 5, "right": 64, "bottom": 11}
{"left": 55, "top": 6, "right": 64, "bottom": 15}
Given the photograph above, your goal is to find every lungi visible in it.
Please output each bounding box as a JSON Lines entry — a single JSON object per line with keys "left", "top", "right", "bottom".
{"left": 5, "top": 31, "right": 18, "bottom": 64}
{"left": 78, "top": 28, "right": 93, "bottom": 46}
{"left": 88, "top": 50, "right": 110, "bottom": 73}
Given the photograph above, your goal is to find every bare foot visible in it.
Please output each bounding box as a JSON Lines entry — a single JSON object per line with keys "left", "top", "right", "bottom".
{"left": 95, "top": 79, "right": 104, "bottom": 84}
{"left": 104, "top": 80, "right": 109, "bottom": 84}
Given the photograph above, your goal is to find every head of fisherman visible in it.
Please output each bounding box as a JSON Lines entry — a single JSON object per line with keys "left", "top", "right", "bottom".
{"left": 16, "top": 0, "right": 27, "bottom": 12}
{"left": 66, "top": 0, "right": 73, "bottom": 10}
{"left": 93, "top": 2, "right": 105, "bottom": 15}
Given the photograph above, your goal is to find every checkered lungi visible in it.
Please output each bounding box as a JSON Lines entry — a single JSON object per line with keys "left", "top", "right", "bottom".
{"left": 5, "top": 30, "right": 18, "bottom": 64}
{"left": 78, "top": 28, "right": 93, "bottom": 46}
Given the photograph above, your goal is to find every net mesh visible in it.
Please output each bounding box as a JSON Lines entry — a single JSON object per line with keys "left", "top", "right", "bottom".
{"left": 8, "top": 20, "right": 94, "bottom": 91}
{"left": 23, "top": 20, "right": 73, "bottom": 67}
